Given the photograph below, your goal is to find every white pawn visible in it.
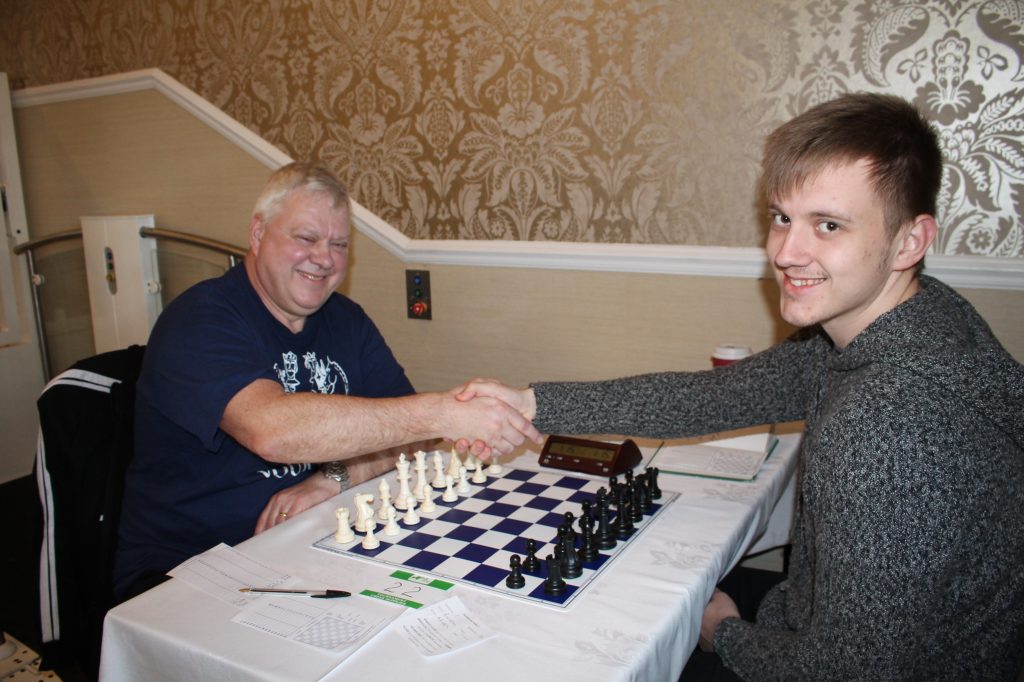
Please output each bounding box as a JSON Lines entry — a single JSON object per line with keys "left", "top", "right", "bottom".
{"left": 464, "top": 452, "right": 478, "bottom": 471}
{"left": 419, "top": 485, "right": 437, "bottom": 514}
{"left": 335, "top": 507, "right": 354, "bottom": 543}
{"left": 377, "top": 479, "right": 393, "bottom": 521}
{"left": 402, "top": 494, "right": 420, "bottom": 525}
{"left": 361, "top": 523, "right": 380, "bottom": 550}
{"left": 472, "top": 463, "right": 487, "bottom": 484}
{"left": 442, "top": 474, "right": 458, "bottom": 502}
{"left": 383, "top": 506, "right": 401, "bottom": 536}
{"left": 457, "top": 465, "right": 470, "bottom": 494}
{"left": 431, "top": 451, "right": 446, "bottom": 488}
{"left": 488, "top": 458, "right": 503, "bottom": 475}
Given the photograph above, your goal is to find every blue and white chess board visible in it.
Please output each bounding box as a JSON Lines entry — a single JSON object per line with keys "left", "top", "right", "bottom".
{"left": 313, "top": 467, "right": 678, "bottom": 609}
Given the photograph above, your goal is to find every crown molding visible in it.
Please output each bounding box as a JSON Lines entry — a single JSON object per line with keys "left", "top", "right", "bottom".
{"left": 14, "top": 69, "right": 1024, "bottom": 290}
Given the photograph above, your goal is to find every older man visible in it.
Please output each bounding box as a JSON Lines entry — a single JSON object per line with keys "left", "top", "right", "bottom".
{"left": 114, "top": 162, "right": 539, "bottom": 600}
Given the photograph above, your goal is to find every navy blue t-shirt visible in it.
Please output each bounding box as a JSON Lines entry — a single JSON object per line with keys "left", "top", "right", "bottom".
{"left": 114, "top": 264, "right": 413, "bottom": 594}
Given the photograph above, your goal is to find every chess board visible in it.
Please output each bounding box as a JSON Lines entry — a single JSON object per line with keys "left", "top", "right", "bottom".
{"left": 312, "top": 467, "right": 678, "bottom": 609}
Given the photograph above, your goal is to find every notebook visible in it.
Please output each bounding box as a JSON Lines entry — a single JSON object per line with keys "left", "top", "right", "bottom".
{"left": 647, "top": 425, "right": 778, "bottom": 481}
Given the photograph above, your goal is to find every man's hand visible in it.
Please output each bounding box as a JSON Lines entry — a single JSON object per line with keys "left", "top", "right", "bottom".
{"left": 451, "top": 380, "right": 539, "bottom": 458}
{"left": 441, "top": 386, "right": 542, "bottom": 459}
{"left": 455, "top": 379, "right": 537, "bottom": 419}
{"left": 254, "top": 474, "right": 337, "bottom": 534}
{"left": 699, "top": 588, "right": 741, "bottom": 652}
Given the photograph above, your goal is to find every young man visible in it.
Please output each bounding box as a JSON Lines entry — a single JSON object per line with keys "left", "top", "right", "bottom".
{"left": 114, "top": 162, "right": 540, "bottom": 600}
{"left": 459, "top": 94, "right": 1024, "bottom": 680}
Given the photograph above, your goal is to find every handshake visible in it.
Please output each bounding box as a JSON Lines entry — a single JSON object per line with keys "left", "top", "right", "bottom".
{"left": 443, "top": 379, "right": 542, "bottom": 459}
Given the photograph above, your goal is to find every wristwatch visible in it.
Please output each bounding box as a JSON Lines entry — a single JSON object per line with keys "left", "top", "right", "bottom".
{"left": 321, "top": 460, "right": 350, "bottom": 492}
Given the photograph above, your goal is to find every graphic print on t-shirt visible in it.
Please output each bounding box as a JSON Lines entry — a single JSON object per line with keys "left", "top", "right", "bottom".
{"left": 303, "top": 351, "right": 350, "bottom": 395}
{"left": 274, "top": 351, "right": 350, "bottom": 395}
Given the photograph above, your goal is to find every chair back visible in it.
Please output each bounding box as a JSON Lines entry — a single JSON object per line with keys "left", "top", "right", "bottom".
{"left": 35, "top": 344, "right": 145, "bottom": 680}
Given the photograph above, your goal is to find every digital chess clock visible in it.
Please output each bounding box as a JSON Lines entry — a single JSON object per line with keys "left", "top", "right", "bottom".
{"left": 538, "top": 435, "right": 642, "bottom": 477}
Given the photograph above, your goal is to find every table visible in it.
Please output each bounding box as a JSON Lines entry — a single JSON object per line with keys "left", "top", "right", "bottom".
{"left": 100, "top": 433, "right": 800, "bottom": 682}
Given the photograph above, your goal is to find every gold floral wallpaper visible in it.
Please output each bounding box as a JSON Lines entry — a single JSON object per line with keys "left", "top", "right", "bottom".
{"left": 1, "top": 0, "right": 1022, "bottom": 256}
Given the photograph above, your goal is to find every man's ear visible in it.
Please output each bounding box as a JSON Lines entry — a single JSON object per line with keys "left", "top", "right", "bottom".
{"left": 892, "top": 214, "right": 937, "bottom": 272}
{"left": 248, "top": 215, "right": 265, "bottom": 253}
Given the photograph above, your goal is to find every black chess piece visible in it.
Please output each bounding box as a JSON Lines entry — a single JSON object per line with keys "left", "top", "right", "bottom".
{"left": 505, "top": 554, "right": 526, "bottom": 589}
{"left": 562, "top": 511, "right": 577, "bottom": 544}
{"left": 617, "top": 490, "right": 636, "bottom": 539}
{"left": 579, "top": 520, "right": 599, "bottom": 563}
{"left": 640, "top": 472, "right": 654, "bottom": 511}
{"left": 543, "top": 554, "right": 566, "bottom": 596}
{"left": 580, "top": 500, "right": 593, "bottom": 527}
{"left": 597, "top": 498, "right": 617, "bottom": 550}
{"left": 561, "top": 528, "right": 582, "bottom": 578}
{"left": 522, "top": 538, "right": 541, "bottom": 573}
{"left": 647, "top": 466, "right": 662, "bottom": 500}
{"left": 631, "top": 480, "right": 644, "bottom": 522}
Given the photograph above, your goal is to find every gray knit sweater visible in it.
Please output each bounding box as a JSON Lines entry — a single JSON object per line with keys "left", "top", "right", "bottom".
{"left": 531, "top": 276, "right": 1024, "bottom": 680}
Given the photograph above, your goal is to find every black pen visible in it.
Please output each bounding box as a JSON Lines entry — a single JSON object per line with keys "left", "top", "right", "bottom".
{"left": 239, "top": 587, "right": 351, "bottom": 599}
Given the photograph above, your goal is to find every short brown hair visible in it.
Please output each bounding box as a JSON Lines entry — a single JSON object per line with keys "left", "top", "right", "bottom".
{"left": 761, "top": 93, "right": 942, "bottom": 238}
{"left": 252, "top": 161, "right": 350, "bottom": 223}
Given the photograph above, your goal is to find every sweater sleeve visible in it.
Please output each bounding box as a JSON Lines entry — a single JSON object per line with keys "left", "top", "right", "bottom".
{"left": 531, "top": 329, "right": 826, "bottom": 438}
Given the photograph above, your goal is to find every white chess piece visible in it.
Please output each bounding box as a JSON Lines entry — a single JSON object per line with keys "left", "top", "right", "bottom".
{"left": 472, "top": 463, "right": 487, "bottom": 484}
{"left": 383, "top": 506, "right": 400, "bottom": 536}
{"left": 413, "top": 451, "right": 429, "bottom": 500}
{"left": 447, "top": 447, "right": 462, "bottom": 479}
{"left": 419, "top": 485, "right": 437, "bottom": 514}
{"left": 361, "top": 523, "right": 380, "bottom": 550}
{"left": 377, "top": 479, "right": 392, "bottom": 521}
{"left": 464, "top": 452, "right": 478, "bottom": 471}
{"left": 402, "top": 494, "right": 420, "bottom": 525}
{"left": 457, "top": 465, "right": 470, "bottom": 494}
{"left": 431, "top": 451, "right": 446, "bottom": 488}
{"left": 488, "top": 457, "right": 503, "bottom": 475}
{"left": 442, "top": 474, "right": 458, "bottom": 502}
{"left": 353, "top": 494, "right": 370, "bottom": 532}
{"left": 334, "top": 507, "right": 354, "bottom": 543}
{"left": 394, "top": 455, "right": 413, "bottom": 510}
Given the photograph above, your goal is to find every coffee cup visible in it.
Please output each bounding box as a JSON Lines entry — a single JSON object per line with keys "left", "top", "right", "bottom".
{"left": 712, "top": 344, "right": 752, "bottom": 367}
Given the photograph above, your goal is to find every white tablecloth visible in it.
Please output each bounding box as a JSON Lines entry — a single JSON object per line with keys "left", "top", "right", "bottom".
{"left": 100, "top": 434, "right": 800, "bottom": 682}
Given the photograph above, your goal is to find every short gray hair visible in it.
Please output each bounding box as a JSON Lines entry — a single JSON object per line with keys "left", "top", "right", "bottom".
{"left": 252, "top": 162, "right": 350, "bottom": 223}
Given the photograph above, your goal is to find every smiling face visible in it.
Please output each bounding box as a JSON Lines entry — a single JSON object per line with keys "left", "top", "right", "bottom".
{"left": 245, "top": 188, "right": 350, "bottom": 333}
{"left": 766, "top": 159, "right": 925, "bottom": 348}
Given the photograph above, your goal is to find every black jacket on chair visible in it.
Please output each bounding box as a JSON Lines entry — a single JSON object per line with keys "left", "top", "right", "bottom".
{"left": 35, "top": 344, "right": 145, "bottom": 680}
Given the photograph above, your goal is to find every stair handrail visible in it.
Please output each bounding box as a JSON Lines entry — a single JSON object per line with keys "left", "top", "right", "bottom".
{"left": 13, "top": 226, "right": 246, "bottom": 379}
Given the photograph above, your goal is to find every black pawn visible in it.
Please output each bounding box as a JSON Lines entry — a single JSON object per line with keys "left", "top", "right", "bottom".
{"left": 505, "top": 554, "right": 526, "bottom": 589}
{"left": 522, "top": 538, "right": 541, "bottom": 573}
{"left": 543, "top": 554, "right": 566, "bottom": 596}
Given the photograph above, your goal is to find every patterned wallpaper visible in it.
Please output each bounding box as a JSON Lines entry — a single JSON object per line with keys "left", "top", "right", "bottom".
{"left": 1, "top": 0, "right": 1021, "bottom": 257}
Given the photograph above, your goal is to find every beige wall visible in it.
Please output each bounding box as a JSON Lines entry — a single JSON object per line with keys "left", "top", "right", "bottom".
{"left": 14, "top": 89, "right": 1024, "bottom": 387}
{"left": 348, "top": 237, "right": 1024, "bottom": 391}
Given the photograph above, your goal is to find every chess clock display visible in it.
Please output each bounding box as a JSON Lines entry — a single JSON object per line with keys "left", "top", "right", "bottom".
{"left": 538, "top": 435, "right": 642, "bottom": 477}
